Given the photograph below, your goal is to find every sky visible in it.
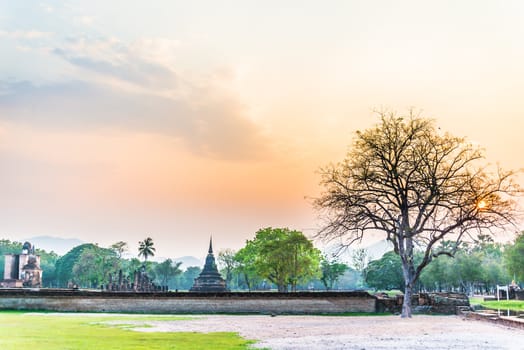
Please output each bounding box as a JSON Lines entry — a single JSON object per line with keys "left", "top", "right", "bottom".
{"left": 1, "top": 1, "right": 524, "bottom": 259}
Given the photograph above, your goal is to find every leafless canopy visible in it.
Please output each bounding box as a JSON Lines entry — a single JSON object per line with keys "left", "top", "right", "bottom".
{"left": 315, "top": 111, "right": 521, "bottom": 281}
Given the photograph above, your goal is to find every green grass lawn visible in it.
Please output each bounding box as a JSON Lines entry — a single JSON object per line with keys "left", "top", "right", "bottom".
{"left": 0, "top": 311, "right": 256, "bottom": 350}
{"left": 468, "top": 297, "right": 483, "bottom": 305}
{"left": 469, "top": 297, "right": 524, "bottom": 312}
{"left": 480, "top": 300, "right": 524, "bottom": 312}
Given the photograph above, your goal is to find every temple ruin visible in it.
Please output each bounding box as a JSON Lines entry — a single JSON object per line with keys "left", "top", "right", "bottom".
{"left": 1, "top": 241, "right": 43, "bottom": 288}
{"left": 190, "top": 238, "right": 228, "bottom": 292}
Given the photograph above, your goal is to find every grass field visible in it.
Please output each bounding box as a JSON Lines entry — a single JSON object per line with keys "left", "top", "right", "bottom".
{"left": 0, "top": 311, "right": 256, "bottom": 350}
{"left": 480, "top": 300, "right": 524, "bottom": 312}
{"left": 469, "top": 297, "right": 524, "bottom": 312}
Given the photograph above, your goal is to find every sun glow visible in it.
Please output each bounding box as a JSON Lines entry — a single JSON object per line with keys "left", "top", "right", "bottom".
{"left": 477, "top": 200, "right": 488, "bottom": 210}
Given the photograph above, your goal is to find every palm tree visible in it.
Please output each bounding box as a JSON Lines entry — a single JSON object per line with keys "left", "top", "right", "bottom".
{"left": 138, "top": 237, "right": 156, "bottom": 262}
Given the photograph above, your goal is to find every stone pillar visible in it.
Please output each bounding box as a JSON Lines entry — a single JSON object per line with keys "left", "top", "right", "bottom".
{"left": 3, "top": 254, "right": 15, "bottom": 280}
{"left": 133, "top": 271, "right": 138, "bottom": 292}
{"left": 118, "top": 270, "right": 123, "bottom": 291}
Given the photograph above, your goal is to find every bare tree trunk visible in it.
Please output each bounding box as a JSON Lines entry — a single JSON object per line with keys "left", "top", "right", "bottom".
{"left": 278, "top": 284, "right": 288, "bottom": 292}
{"left": 401, "top": 279, "right": 413, "bottom": 318}
{"left": 243, "top": 273, "right": 251, "bottom": 291}
{"left": 400, "top": 236, "right": 415, "bottom": 318}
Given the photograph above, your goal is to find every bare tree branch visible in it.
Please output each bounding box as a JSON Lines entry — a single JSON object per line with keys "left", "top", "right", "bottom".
{"left": 314, "top": 110, "right": 522, "bottom": 317}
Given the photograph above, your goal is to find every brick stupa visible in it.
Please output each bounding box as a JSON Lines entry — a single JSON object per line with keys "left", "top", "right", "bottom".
{"left": 190, "top": 238, "right": 228, "bottom": 292}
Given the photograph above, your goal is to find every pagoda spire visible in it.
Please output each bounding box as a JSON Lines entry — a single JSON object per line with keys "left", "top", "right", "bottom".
{"left": 208, "top": 236, "right": 213, "bottom": 254}
{"left": 190, "top": 236, "right": 228, "bottom": 292}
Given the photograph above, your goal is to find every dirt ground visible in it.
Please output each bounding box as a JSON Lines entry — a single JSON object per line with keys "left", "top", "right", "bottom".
{"left": 133, "top": 314, "right": 524, "bottom": 349}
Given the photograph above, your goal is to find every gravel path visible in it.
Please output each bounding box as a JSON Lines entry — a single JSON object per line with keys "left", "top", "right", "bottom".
{"left": 131, "top": 314, "right": 524, "bottom": 349}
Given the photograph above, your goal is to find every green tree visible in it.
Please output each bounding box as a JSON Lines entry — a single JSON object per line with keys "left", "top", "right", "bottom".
{"left": 37, "top": 249, "right": 59, "bottom": 287}
{"left": 55, "top": 243, "right": 97, "bottom": 287}
{"left": 72, "top": 247, "right": 99, "bottom": 288}
{"left": 138, "top": 237, "right": 156, "bottom": 262}
{"left": 315, "top": 111, "right": 520, "bottom": 317}
{"left": 365, "top": 251, "right": 404, "bottom": 291}
{"left": 117, "top": 257, "right": 143, "bottom": 283}
{"left": 420, "top": 252, "right": 450, "bottom": 292}
{"left": 111, "top": 241, "right": 128, "bottom": 259}
{"left": 154, "top": 258, "right": 182, "bottom": 288}
{"left": 320, "top": 255, "right": 348, "bottom": 290}
{"left": 471, "top": 238, "right": 509, "bottom": 294}
{"left": 454, "top": 247, "right": 483, "bottom": 295}
{"left": 217, "top": 249, "right": 237, "bottom": 287}
{"left": 238, "top": 227, "right": 321, "bottom": 292}
{"left": 420, "top": 240, "right": 510, "bottom": 295}
{"left": 234, "top": 243, "right": 263, "bottom": 291}
{"left": 351, "top": 248, "right": 369, "bottom": 288}
{"left": 108, "top": 241, "right": 129, "bottom": 279}
{"left": 72, "top": 245, "right": 117, "bottom": 288}
{"left": 351, "top": 248, "right": 368, "bottom": 273}
{"left": 178, "top": 266, "right": 202, "bottom": 290}
{"left": 480, "top": 245, "right": 510, "bottom": 293}
{"left": 505, "top": 232, "right": 524, "bottom": 283}
{"left": 334, "top": 267, "right": 361, "bottom": 290}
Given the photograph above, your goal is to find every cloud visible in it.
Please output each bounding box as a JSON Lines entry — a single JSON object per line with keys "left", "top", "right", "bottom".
{"left": 0, "top": 78, "right": 268, "bottom": 160}
{"left": 0, "top": 35, "right": 270, "bottom": 160}
{"left": 0, "top": 30, "right": 53, "bottom": 39}
{"left": 74, "top": 16, "right": 94, "bottom": 26}
{"left": 0, "top": 32, "right": 269, "bottom": 159}
{"left": 52, "top": 37, "right": 179, "bottom": 89}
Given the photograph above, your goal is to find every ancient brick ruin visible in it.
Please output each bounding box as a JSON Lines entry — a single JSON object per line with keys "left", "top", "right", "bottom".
{"left": 190, "top": 238, "right": 228, "bottom": 292}
{"left": 1, "top": 241, "right": 43, "bottom": 288}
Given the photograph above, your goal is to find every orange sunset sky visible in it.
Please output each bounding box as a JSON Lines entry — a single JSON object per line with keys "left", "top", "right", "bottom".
{"left": 1, "top": 1, "right": 524, "bottom": 258}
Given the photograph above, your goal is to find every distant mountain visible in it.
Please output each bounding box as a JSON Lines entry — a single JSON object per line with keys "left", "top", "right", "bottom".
{"left": 24, "top": 236, "right": 85, "bottom": 256}
{"left": 174, "top": 256, "right": 204, "bottom": 269}
{"left": 144, "top": 255, "right": 203, "bottom": 271}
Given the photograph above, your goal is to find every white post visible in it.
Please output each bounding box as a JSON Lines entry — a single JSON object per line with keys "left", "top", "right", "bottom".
{"left": 496, "top": 285, "right": 509, "bottom": 302}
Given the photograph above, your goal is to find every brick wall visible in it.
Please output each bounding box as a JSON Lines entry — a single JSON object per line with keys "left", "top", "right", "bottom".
{"left": 0, "top": 290, "right": 376, "bottom": 314}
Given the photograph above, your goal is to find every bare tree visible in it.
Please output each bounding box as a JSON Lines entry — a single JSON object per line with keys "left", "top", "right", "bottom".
{"left": 351, "top": 248, "right": 369, "bottom": 287}
{"left": 111, "top": 241, "right": 128, "bottom": 259}
{"left": 217, "top": 249, "right": 237, "bottom": 287}
{"left": 315, "top": 111, "right": 521, "bottom": 317}
{"left": 351, "top": 248, "right": 368, "bottom": 273}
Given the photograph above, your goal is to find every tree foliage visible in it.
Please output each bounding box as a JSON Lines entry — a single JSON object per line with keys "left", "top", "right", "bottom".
{"left": 176, "top": 266, "right": 202, "bottom": 290}
{"left": 234, "top": 243, "right": 263, "bottom": 291}
{"left": 315, "top": 111, "right": 520, "bottom": 317}
{"left": 364, "top": 239, "right": 511, "bottom": 294}
{"left": 154, "top": 258, "right": 182, "bottom": 287}
{"left": 365, "top": 251, "right": 404, "bottom": 291}
{"left": 37, "top": 249, "right": 59, "bottom": 287}
{"left": 217, "top": 249, "right": 237, "bottom": 286}
{"left": 72, "top": 245, "right": 118, "bottom": 288}
{"left": 320, "top": 255, "right": 348, "bottom": 290}
{"left": 420, "top": 238, "right": 510, "bottom": 294}
{"left": 236, "top": 227, "right": 321, "bottom": 292}
{"left": 351, "top": 248, "right": 368, "bottom": 273}
{"left": 55, "top": 244, "right": 97, "bottom": 287}
{"left": 111, "top": 241, "right": 128, "bottom": 259}
{"left": 505, "top": 231, "right": 524, "bottom": 282}
{"left": 138, "top": 237, "right": 156, "bottom": 262}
